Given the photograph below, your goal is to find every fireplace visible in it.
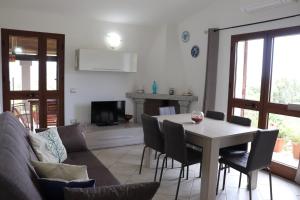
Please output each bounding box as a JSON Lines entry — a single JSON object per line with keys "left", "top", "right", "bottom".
{"left": 143, "top": 99, "right": 180, "bottom": 116}
{"left": 126, "top": 93, "right": 198, "bottom": 123}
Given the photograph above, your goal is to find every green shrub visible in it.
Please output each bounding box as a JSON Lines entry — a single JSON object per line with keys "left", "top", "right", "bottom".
{"left": 290, "top": 134, "right": 300, "bottom": 144}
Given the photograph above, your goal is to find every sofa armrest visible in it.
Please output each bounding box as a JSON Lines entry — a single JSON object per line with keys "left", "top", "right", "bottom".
{"left": 64, "top": 182, "right": 160, "bottom": 200}
{"left": 36, "top": 123, "right": 88, "bottom": 153}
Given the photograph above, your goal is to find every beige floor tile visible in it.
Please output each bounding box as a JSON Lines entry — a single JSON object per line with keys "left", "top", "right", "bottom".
{"left": 92, "top": 145, "right": 300, "bottom": 200}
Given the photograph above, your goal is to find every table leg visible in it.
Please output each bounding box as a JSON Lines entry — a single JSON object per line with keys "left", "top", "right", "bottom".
{"left": 200, "top": 139, "right": 220, "bottom": 200}
{"left": 144, "top": 148, "right": 152, "bottom": 168}
{"left": 249, "top": 170, "right": 258, "bottom": 189}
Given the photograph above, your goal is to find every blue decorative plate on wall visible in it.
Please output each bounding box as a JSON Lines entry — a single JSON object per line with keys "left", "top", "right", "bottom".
{"left": 191, "top": 45, "right": 200, "bottom": 58}
{"left": 181, "top": 31, "right": 190, "bottom": 43}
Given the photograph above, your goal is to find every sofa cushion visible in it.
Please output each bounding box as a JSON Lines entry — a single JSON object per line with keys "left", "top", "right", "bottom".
{"left": 39, "top": 178, "right": 95, "bottom": 200}
{"left": 64, "top": 151, "right": 119, "bottom": 186}
{"left": 36, "top": 123, "right": 88, "bottom": 153}
{"left": 32, "top": 160, "right": 89, "bottom": 181}
{"left": 64, "top": 182, "right": 160, "bottom": 200}
{"left": 29, "top": 128, "right": 67, "bottom": 163}
{"left": 0, "top": 112, "right": 43, "bottom": 200}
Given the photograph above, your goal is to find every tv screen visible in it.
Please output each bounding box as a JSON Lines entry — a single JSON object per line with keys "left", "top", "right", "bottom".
{"left": 91, "top": 101, "right": 125, "bottom": 125}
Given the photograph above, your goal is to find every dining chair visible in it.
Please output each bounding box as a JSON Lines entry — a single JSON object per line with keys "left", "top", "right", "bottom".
{"left": 216, "top": 129, "right": 279, "bottom": 200}
{"left": 159, "top": 106, "right": 176, "bottom": 115}
{"left": 139, "top": 114, "right": 165, "bottom": 181}
{"left": 205, "top": 110, "right": 225, "bottom": 120}
{"left": 159, "top": 120, "right": 202, "bottom": 200}
{"left": 220, "top": 116, "right": 251, "bottom": 156}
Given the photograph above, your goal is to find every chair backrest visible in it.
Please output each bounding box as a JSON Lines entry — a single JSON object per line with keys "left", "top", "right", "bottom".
{"left": 162, "top": 120, "right": 187, "bottom": 163}
{"left": 231, "top": 116, "right": 251, "bottom": 126}
{"left": 141, "top": 114, "right": 164, "bottom": 153}
{"left": 247, "top": 129, "right": 279, "bottom": 171}
{"left": 159, "top": 106, "right": 176, "bottom": 115}
{"left": 205, "top": 110, "right": 225, "bottom": 120}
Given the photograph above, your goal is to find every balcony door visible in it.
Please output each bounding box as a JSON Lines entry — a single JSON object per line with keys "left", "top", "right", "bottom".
{"left": 1, "top": 29, "right": 65, "bottom": 129}
{"left": 227, "top": 26, "right": 300, "bottom": 180}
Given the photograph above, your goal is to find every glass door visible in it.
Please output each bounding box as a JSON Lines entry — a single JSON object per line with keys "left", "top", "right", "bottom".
{"left": 228, "top": 26, "right": 300, "bottom": 180}
{"left": 1, "top": 29, "right": 65, "bottom": 129}
{"left": 227, "top": 34, "right": 266, "bottom": 128}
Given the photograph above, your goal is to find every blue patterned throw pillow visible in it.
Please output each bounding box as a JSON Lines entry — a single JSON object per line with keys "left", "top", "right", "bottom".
{"left": 29, "top": 128, "right": 67, "bottom": 163}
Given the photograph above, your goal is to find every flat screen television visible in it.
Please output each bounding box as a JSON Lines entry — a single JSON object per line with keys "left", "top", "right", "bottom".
{"left": 91, "top": 101, "right": 125, "bottom": 126}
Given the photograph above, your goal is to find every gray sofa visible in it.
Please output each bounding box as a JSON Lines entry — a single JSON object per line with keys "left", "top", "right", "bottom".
{"left": 0, "top": 112, "right": 123, "bottom": 200}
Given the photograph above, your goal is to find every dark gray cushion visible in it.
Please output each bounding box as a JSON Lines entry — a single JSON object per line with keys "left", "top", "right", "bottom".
{"left": 64, "top": 182, "right": 160, "bottom": 200}
{"left": 0, "top": 112, "right": 43, "bottom": 200}
{"left": 36, "top": 123, "right": 88, "bottom": 153}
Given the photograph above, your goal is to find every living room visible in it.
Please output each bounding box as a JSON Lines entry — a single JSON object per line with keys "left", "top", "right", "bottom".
{"left": 0, "top": 0, "right": 300, "bottom": 200}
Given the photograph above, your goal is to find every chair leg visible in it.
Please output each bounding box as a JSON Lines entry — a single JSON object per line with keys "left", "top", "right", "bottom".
{"left": 182, "top": 166, "right": 185, "bottom": 178}
{"left": 268, "top": 168, "right": 273, "bottom": 200}
{"left": 222, "top": 164, "right": 227, "bottom": 190}
{"left": 154, "top": 151, "right": 158, "bottom": 160}
{"left": 165, "top": 157, "right": 168, "bottom": 168}
{"left": 154, "top": 153, "right": 162, "bottom": 181}
{"left": 172, "top": 159, "right": 174, "bottom": 169}
{"left": 139, "top": 146, "right": 147, "bottom": 174}
{"left": 159, "top": 156, "right": 167, "bottom": 183}
{"left": 199, "top": 163, "right": 202, "bottom": 178}
{"left": 175, "top": 165, "right": 184, "bottom": 200}
{"left": 186, "top": 165, "right": 189, "bottom": 180}
{"left": 248, "top": 174, "right": 252, "bottom": 200}
{"left": 216, "top": 163, "right": 222, "bottom": 195}
{"left": 238, "top": 173, "right": 242, "bottom": 188}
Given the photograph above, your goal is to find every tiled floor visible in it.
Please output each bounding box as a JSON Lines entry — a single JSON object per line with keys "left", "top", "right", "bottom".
{"left": 92, "top": 145, "right": 300, "bottom": 200}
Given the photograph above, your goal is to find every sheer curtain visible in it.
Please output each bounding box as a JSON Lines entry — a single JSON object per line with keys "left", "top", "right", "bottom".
{"left": 202, "top": 28, "right": 219, "bottom": 113}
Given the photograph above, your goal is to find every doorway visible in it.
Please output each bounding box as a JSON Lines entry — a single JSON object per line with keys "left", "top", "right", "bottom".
{"left": 227, "top": 26, "right": 300, "bottom": 180}
{"left": 1, "top": 29, "right": 65, "bottom": 129}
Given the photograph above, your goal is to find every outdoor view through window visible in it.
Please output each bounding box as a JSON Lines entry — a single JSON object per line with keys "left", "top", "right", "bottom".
{"left": 234, "top": 34, "right": 300, "bottom": 168}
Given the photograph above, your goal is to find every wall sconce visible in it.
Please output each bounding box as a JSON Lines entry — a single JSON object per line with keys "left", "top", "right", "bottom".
{"left": 105, "top": 32, "right": 122, "bottom": 50}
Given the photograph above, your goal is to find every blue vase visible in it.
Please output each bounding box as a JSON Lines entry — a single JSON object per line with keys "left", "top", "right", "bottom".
{"left": 152, "top": 81, "right": 157, "bottom": 94}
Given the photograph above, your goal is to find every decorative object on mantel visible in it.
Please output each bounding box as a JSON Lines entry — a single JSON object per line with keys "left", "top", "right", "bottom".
{"left": 169, "top": 88, "right": 175, "bottom": 95}
{"left": 182, "top": 89, "right": 193, "bottom": 96}
{"left": 181, "top": 31, "right": 190, "bottom": 43}
{"left": 124, "top": 114, "right": 133, "bottom": 123}
{"left": 191, "top": 45, "right": 200, "bottom": 58}
{"left": 152, "top": 81, "right": 158, "bottom": 94}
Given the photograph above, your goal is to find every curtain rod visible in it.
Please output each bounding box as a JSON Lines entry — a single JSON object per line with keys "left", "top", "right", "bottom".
{"left": 214, "top": 13, "right": 300, "bottom": 32}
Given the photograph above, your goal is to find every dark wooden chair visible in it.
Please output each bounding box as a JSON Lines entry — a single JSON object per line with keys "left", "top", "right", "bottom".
{"left": 205, "top": 110, "right": 225, "bottom": 120}
{"left": 139, "top": 114, "right": 165, "bottom": 181}
{"left": 217, "top": 129, "right": 279, "bottom": 200}
{"left": 159, "top": 120, "right": 202, "bottom": 200}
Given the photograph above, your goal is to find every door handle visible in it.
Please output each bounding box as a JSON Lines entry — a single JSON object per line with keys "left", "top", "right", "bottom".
{"left": 245, "top": 103, "right": 258, "bottom": 109}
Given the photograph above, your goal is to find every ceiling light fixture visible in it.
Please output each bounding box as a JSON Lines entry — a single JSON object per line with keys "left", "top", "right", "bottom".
{"left": 241, "top": 0, "right": 297, "bottom": 13}
{"left": 105, "top": 32, "right": 122, "bottom": 50}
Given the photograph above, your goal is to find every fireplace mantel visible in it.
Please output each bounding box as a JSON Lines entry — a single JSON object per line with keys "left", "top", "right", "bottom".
{"left": 126, "top": 92, "right": 198, "bottom": 123}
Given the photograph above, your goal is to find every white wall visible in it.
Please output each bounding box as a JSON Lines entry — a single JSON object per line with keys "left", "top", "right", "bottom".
{"left": 174, "top": 0, "right": 300, "bottom": 115}
{"left": 0, "top": 7, "right": 161, "bottom": 124}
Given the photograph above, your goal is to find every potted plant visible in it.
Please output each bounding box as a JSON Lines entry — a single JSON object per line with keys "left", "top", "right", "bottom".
{"left": 290, "top": 134, "right": 300, "bottom": 159}
{"left": 273, "top": 131, "right": 287, "bottom": 152}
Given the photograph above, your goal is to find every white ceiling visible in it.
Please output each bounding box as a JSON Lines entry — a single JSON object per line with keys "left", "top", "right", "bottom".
{"left": 0, "top": 0, "right": 214, "bottom": 25}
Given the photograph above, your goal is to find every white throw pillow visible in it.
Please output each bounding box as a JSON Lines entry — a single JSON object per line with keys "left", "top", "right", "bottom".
{"left": 32, "top": 160, "right": 89, "bottom": 181}
{"left": 29, "top": 128, "right": 67, "bottom": 163}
